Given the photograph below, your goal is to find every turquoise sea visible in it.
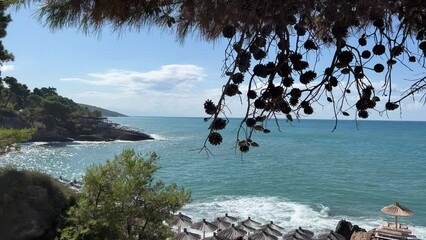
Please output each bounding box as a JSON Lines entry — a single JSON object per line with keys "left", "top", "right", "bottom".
{"left": 1, "top": 117, "right": 425, "bottom": 238}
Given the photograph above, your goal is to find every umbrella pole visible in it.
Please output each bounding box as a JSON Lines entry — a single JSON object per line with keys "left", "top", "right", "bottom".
{"left": 178, "top": 226, "right": 181, "bottom": 233}
{"left": 203, "top": 231, "right": 205, "bottom": 239}
{"left": 395, "top": 216, "right": 398, "bottom": 228}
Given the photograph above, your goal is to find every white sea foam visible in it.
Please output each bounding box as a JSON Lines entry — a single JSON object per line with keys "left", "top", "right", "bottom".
{"left": 72, "top": 141, "right": 110, "bottom": 144}
{"left": 180, "top": 196, "right": 426, "bottom": 239}
{"left": 21, "top": 142, "right": 50, "bottom": 146}
{"left": 114, "top": 140, "right": 136, "bottom": 143}
{"left": 149, "top": 134, "right": 168, "bottom": 141}
{"left": 415, "top": 228, "right": 426, "bottom": 240}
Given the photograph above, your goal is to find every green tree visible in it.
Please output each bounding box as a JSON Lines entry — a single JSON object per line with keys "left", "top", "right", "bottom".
{"left": 0, "top": 1, "right": 13, "bottom": 63}
{"left": 0, "top": 1, "right": 32, "bottom": 154}
{"left": 39, "top": 95, "right": 73, "bottom": 128}
{"left": 33, "top": 86, "right": 58, "bottom": 97}
{"left": 2, "top": 76, "right": 30, "bottom": 109}
{"left": 60, "top": 149, "right": 191, "bottom": 240}
{"left": 0, "top": 128, "right": 35, "bottom": 155}
{"left": 18, "top": 93, "right": 43, "bottom": 127}
{"left": 11, "top": 0, "right": 426, "bottom": 151}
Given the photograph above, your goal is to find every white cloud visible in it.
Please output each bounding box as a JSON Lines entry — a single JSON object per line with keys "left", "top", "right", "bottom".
{"left": 65, "top": 67, "right": 426, "bottom": 119}
{"left": 63, "top": 65, "right": 214, "bottom": 116}
{"left": 0, "top": 64, "right": 14, "bottom": 72}
{"left": 74, "top": 90, "right": 212, "bottom": 117}
{"left": 61, "top": 64, "right": 205, "bottom": 92}
{"left": 404, "top": 101, "right": 426, "bottom": 111}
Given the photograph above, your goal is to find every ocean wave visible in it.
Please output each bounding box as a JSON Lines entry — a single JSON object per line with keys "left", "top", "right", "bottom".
{"left": 148, "top": 134, "right": 168, "bottom": 141}
{"left": 179, "top": 195, "right": 425, "bottom": 239}
{"left": 415, "top": 227, "right": 426, "bottom": 240}
{"left": 20, "top": 142, "right": 50, "bottom": 146}
{"left": 72, "top": 141, "right": 113, "bottom": 144}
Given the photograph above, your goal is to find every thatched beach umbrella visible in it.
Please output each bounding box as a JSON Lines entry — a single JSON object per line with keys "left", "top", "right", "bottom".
{"left": 173, "top": 212, "right": 193, "bottom": 233}
{"left": 191, "top": 219, "right": 218, "bottom": 239}
{"left": 219, "top": 213, "right": 239, "bottom": 223}
{"left": 173, "top": 228, "right": 201, "bottom": 240}
{"left": 283, "top": 232, "right": 309, "bottom": 240}
{"left": 212, "top": 217, "right": 232, "bottom": 230}
{"left": 217, "top": 224, "right": 247, "bottom": 239}
{"left": 236, "top": 222, "right": 257, "bottom": 233}
{"left": 381, "top": 202, "right": 413, "bottom": 228}
{"left": 248, "top": 230, "right": 278, "bottom": 240}
{"left": 260, "top": 221, "right": 284, "bottom": 231}
{"left": 259, "top": 224, "right": 282, "bottom": 236}
{"left": 241, "top": 217, "right": 262, "bottom": 228}
{"left": 202, "top": 232, "right": 231, "bottom": 240}
{"left": 283, "top": 227, "right": 314, "bottom": 240}
{"left": 317, "top": 230, "right": 345, "bottom": 240}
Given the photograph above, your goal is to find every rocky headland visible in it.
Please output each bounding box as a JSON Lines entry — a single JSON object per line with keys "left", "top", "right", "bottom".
{"left": 30, "top": 123, "right": 153, "bottom": 142}
{"left": 1, "top": 115, "right": 153, "bottom": 142}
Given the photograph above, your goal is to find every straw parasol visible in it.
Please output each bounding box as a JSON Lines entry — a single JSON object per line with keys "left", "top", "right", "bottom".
{"left": 381, "top": 202, "right": 413, "bottom": 228}
{"left": 259, "top": 224, "right": 282, "bottom": 236}
{"left": 173, "top": 212, "right": 193, "bottom": 233}
{"left": 248, "top": 230, "right": 279, "bottom": 240}
{"left": 236, "top": 222, "right": 257, "bottom": 233}
{"left": 241, "top": 217, "right": 262, "bottom": 228}
{"left": 219, "top": 213, "right": 239, "bottom": 223}
{"left": 191, "top": 219, "right": 218, "bottom": 239}
{"left": 212, "top": 217, "right": 232, "bottom": 230}
{"left": 217, "top": 224, "right": 247, "bottom": 239}
{"left": 260, "top": 221, "right": 284, "bottom": 231}
{"left": 202, "top": 232, "right": 231, "bottom": 240}
{"left": 283, "top": 227, "right": 314, "bottom": 240}
{"left": 173, "top": 228, "right": 201, "bottom": 240}
{"left": 317, "top": 230, "right": 345, "bottom": 240}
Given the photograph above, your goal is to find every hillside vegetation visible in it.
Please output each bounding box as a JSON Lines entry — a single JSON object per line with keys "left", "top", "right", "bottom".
{"left": 78, "top": 103, "right": 127, "bottom": 117}
{"left": 0, "top": 79, "right": 99, "bottom": 129}
{"left": 0, "top": 79, "right": 152, "bottom": 142}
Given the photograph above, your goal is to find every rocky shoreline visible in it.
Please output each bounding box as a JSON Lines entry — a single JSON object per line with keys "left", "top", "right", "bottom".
{"left": 1, "top": 114, "right": 154, "bottom": 142}
{"left": 30, "top": 124, "right": 153, "bottom": 142}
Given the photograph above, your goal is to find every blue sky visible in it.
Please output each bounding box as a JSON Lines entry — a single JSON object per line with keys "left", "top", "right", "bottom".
{"left": 2, "top": 7, "right": 426, "bottom": 120}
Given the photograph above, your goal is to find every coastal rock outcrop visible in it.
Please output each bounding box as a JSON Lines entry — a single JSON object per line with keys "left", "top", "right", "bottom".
{"left": 336, "top": 219, "right": 366, "bottom": 240}
{"left": 94, "top": 127, "right": 153, "bottom": 141}
{"left": 30, "top": 125, "right": 153, "bottom": 142}
{"left": 31, "top": 127, "right": 74, "bottom": 142}
{"left": 350, "top": 230, "right": 375, "bottom": 240}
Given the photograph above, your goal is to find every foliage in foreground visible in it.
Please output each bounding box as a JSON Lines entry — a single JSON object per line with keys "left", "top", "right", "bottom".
{"left": 59, "top": 149, "right": 191, "bottom": 240}
{"left": 0, "top": 166, "right": 78, "bottom": 240}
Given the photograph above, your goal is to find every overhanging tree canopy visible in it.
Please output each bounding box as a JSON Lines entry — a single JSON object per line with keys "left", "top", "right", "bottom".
{"left": 12, "top": 0, "right": 426, "bottom": 152}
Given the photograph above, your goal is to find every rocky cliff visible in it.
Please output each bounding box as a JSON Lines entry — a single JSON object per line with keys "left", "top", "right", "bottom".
{"left": 30, "top": 124, "right": 153, "bottom": 142}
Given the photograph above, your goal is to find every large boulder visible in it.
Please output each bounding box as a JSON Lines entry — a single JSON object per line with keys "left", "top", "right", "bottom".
{"left": 350, "top": 230, "right": 374, "bottom": 240}
{"left": 0, "top": 168, "right": 77, "bottom": 240}
{"left": 352, "top": 224, "right": 366, "bottom": 233}
{"left": 335, "top": 220, "right": 366, "bottom": 240}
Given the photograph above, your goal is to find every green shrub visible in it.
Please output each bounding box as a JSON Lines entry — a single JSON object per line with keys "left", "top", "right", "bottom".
{"left": 59, "top": 149, "right": 191, "bottom": 240}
